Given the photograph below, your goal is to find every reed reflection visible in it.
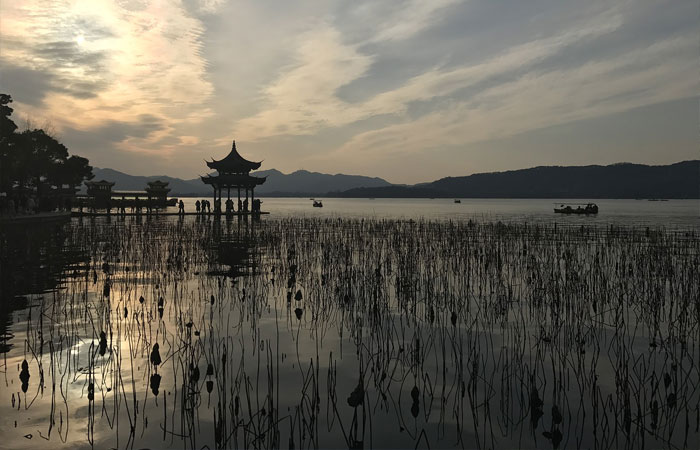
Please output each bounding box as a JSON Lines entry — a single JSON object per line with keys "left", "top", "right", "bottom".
{"left": 0, "top": 218, "right": 696, "bottom": 449}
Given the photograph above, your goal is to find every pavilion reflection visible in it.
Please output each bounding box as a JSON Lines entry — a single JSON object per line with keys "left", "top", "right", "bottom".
{"left": 207, "top": 216, "right": 260, "bottom": 278}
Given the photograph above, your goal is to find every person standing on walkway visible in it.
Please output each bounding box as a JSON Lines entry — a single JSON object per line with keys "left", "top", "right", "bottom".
{"left": 195, "top": 200, "right": 201, "bottom": 214}
{"left": 179, "top": 199, "right": 185, "bottom": 214}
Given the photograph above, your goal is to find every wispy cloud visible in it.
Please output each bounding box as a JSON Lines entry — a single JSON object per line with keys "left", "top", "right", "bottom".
{"left": 233, "top": 22, "right": 374, "bottom": 140}
{"left": 0, "top": 0, "right": 695, "bottom": 180}
{"left": 326, "top": 34, "right": 697, "bottom": 164}
{"left": 234, "top": 9, "right": 624, "bottom": 141}
{"left": 371, "top": 0, "right": 462, "bottom": 42}
{"left": 1, "top": 0, "right": 213, "bottom": 155}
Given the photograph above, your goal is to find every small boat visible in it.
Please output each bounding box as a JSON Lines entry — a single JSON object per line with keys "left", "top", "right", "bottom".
{"left": 454, "top": 199, "right": 461, "bottom": 203}
{"left": 313, "top": 200, "right": 323, "bottom": 208}
{"left": 554, "top": 203, "right": 598, "bottom": 214}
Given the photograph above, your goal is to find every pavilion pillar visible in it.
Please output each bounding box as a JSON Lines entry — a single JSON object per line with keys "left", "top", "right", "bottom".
{"left": 251, "top": 188, "right": 255, "bottom": 212}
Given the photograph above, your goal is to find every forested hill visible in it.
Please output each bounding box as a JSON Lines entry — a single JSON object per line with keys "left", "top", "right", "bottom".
{"left": 335, "top": 161, "right": 700, "bottom": 199}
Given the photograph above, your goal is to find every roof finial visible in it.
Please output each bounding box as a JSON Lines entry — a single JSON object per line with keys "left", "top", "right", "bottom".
{"left": 232, "top": 140, "right": 236, "bottom": 151}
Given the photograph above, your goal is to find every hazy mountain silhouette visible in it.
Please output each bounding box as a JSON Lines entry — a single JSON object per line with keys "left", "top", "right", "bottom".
{"left": 88, "top": 167, "right": 392, "bottom": 196}
{"left": 87, "top": 168, "right": 204, "bottom": 194}
{"left": 335, "top": 161, "right": 700, "bottom": 199}
{"left": 253, "top": 169, "right": 391, "bottom": 196}
{"left": 90, "top": 161, "right": 698, "bottom": 198}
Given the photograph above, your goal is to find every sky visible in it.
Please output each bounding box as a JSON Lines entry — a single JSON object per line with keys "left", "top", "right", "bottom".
{"left": 0, "top": 0, "right": 697, "bottom": 184}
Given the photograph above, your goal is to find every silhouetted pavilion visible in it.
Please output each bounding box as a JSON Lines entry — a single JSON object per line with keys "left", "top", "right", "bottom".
{"left": 145, "top": 180, "right": 171, "bottom": 207}
{"left": 201, "top": 141, "right": 266, "bottom": 213}
{"left": 85, "top": 179, "right": 115, "bottom": 208}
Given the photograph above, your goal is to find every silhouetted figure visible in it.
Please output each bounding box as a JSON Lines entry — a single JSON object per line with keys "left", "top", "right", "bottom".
{"left": 19, "top": 360, "right": 30, "bottom": 393}
{"left": 226, "top": 198, "right": 233, "bottom": 214}
{"left": 150, "top": 373, "right": 161, "bottom": 396}
{"left": 98, "top": 331, "right": 108, "bottom": 356}
{"left": 150, "top": 343, "right": 162, "bottom": 367}
{"left": 179, "top": 199, "right": 185, "bottom": 214}
{"left": 195, "top": 200, "right": 201, "bottom": 213}
{"left": 243, "top": 199, "right": 248, "bottom": 212}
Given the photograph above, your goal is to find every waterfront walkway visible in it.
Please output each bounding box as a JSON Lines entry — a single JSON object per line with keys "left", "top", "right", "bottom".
{"left": 0, "top": 211, "right": 71, "bottom": 225}
{"left": 71, "top": 211, "right": 268, "bottom": 217}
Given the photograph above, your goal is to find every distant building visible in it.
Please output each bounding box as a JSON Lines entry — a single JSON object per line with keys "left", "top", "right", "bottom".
{"left": 85, "top": 180, "right": 115, "bottom": 208}
{"left": 83, "top": 179, "right": 173, "bottom": 209}
{"left": 145, "top": 180, "right": 171, "bottom": 207}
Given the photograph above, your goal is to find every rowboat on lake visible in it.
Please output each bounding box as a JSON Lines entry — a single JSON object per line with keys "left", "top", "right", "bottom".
{"left": 554, "top": 203, "right": 598, "bottom": 214}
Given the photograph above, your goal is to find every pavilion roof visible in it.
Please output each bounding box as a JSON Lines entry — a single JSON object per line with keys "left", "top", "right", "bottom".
{"left": 147, "top": 180, "right": 170, "bottom": 187}
{"left": 85, "top": 179, "right": 115, "bottom": 186}
{"left": 206, "top": 141, "right": 261, "bottom": 173}
{"left": 201, "top": 173, "right": 267, "bottom": 187}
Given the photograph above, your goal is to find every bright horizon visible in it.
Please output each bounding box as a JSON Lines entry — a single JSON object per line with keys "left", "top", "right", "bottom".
{"left": 1, "top": 1, "right": 697, "bottom": 184}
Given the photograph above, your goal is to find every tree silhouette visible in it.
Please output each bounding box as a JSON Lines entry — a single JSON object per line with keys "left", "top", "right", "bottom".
{"left": 0, "top": 93, "right": 93, "bottom": 205}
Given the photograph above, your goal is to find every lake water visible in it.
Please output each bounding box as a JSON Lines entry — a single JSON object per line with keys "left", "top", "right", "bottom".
{"left": 0, "top": 205, "right": 698, "bottom": 449}
{"left": 175, "top": 197, "right": 700, "bottom": 228}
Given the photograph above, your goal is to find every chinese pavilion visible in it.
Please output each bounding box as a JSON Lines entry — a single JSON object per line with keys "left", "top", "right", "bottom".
{"left": 85, "top": 179, "right": 115, "bottom": 208}
{"left": 145, "top": 180, "right": 171, "bottom": 207}
{"left": 201, "top": 141, "right": 266, "bottom": 214}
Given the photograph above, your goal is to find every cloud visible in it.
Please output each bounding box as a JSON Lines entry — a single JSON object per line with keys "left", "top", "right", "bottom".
{"left": 371, "top": 0, "right": 462, "bottom": 42}
{"left": 1, "top": 0, "right": 696, "bottom": 182}
{"left": 233, "top": 22, "right": 374, "bottom": 140}
{"left": 325, "top": 33, "right": 697, "bottom": 164}
{"left": 1, "top": 0, "right": 214, "bottom": 153}
{"left": 233, "top": 9, "right": 623, "bottom": 142}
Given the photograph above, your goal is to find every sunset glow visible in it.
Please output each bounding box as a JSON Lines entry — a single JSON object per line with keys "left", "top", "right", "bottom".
{"left": 1, "top": 0, "right": 696, "bottom": 182}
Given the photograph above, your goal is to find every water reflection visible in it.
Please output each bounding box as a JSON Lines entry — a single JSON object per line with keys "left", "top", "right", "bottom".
{"left": 0, "top": 218, "right": 88, "bottom": 352}
{"left": 0, "top": 217, "right": 697, "bottom": 449}
{"left": 208, "top": 216, "right": 259, "bottom": 278}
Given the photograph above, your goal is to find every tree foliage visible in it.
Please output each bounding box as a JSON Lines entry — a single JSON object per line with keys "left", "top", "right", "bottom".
{"left": 0, "top": 93, "right": 93, "bottom": 193}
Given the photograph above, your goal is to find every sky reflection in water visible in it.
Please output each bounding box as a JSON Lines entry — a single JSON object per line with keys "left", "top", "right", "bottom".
{"left": 0, "top": 214, "right": 698, "bottom": 449}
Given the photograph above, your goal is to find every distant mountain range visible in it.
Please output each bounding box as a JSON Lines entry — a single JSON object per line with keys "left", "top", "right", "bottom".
{"left": 88, "top": 167, "right": 392, "bottom": 196}
{"left": 253, "top": 169, "right": 391, "bottom": 195}
{"left": 336, "top": 161, "right": 700, "bottom": 199}
{"left": 88, "top": 160, "right": 699, "bottom": 199}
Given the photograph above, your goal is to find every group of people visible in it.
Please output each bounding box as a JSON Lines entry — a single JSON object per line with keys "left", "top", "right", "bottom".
{"left": 176, "top": 198, "right": 262, "bottom": 215}
{"left": 78, "top": 197, "right": 153, "bottom": 215}
{"left": 194, "top": 199, "right": 212, "bottom": 214}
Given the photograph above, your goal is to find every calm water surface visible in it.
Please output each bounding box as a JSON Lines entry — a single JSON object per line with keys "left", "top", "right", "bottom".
{"left": 176, "top": 197, "right": 700, "bottom": 228}
{"left": 0, "top": 206, "right": 698, "bottom": 449}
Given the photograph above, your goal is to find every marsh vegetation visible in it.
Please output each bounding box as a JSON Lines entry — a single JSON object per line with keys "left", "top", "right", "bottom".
{"left": 1, "top": 216, "right": 698, "bottom": 449}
